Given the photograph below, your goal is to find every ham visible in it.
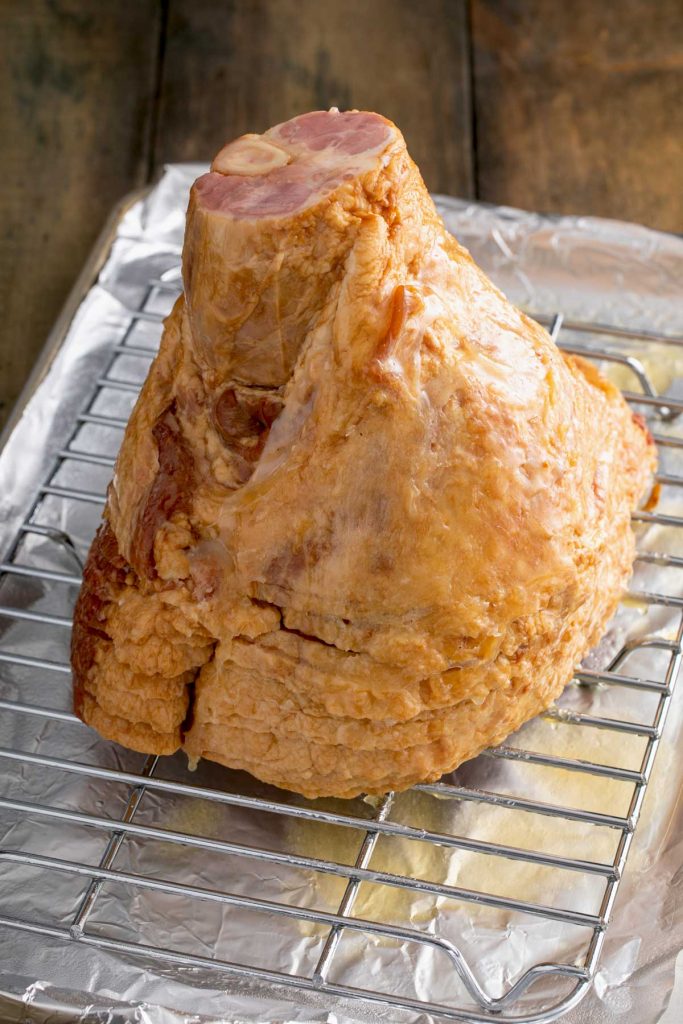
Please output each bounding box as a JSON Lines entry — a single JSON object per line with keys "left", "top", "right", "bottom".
{"left": 71, "top": 109, "right": 655, "bottom": 798}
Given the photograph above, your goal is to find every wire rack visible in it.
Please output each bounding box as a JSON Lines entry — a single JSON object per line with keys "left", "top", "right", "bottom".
{"left": 0, "top": 207, "right": 682, "bottom": 1024}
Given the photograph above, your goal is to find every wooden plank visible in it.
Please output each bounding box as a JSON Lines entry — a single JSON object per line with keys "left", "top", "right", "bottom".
{"left": 0, "top": 0, "right": 161, "bottom": 429}
{"left": 154, "top": 0, "right": 473, "bottom": 197}
{"left": 471, "top": 0, "right": 683, "bottom": 231}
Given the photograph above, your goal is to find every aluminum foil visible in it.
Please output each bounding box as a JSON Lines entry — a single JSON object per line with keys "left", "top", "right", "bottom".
{"left": 0, "top": 165, "right": 682, "bottom": 1024}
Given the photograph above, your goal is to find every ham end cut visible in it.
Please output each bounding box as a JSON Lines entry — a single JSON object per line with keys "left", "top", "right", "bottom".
{"left": 71, "top": 108, "right": 656, "bottom": 799}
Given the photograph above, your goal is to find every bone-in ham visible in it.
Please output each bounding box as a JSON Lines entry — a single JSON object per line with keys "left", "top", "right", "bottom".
{"left": 71, "top": 110, "right": 655, "bottom": 798}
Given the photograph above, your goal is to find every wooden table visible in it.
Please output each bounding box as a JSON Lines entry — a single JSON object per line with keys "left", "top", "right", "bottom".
{"left": 1, "top": 0, "right": 681, "bottom": 429}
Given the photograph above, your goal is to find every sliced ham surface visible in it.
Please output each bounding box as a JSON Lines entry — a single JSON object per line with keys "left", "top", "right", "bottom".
{"left": 202, "top": 110, "right": 394, "bottom": 218}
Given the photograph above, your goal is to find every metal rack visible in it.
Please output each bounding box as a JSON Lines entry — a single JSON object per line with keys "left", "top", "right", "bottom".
{"left": 0, "top": 218, "right": 682, "bottom": 1023}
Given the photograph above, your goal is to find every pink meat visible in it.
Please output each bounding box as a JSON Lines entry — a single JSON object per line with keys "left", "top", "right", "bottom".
{"left": 272, "top": 109, "right": 391, "bottom": 154}
{"left": 195, "top": 168, "right": 317, "bottom": 219}
{"left": 195, "top": 109, "right": 394, "bottom": 220}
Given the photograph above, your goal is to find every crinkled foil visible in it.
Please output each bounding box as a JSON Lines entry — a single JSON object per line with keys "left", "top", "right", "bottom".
{"left": 0, "top": 166, "right": 682, "bottom": 1024}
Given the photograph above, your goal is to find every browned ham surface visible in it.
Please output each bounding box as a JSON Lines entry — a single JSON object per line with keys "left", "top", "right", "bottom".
{"left": 72, "top": 110, "right": 655, "bottom": 798}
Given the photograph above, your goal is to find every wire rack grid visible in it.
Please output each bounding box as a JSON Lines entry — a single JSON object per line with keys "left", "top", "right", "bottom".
{"left": 0, "top": 215, "right": 682, "bottom": 1023}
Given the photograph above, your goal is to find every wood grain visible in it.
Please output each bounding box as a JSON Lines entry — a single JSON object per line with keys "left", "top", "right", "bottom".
{"left": 471, "top": 0, "right": 683, "bottom": 231}
{"left": 154, "top": 0, "right": 474, "bottom": 197}
{"left": 0, "top": 0, "right": 161, "bottom": 427}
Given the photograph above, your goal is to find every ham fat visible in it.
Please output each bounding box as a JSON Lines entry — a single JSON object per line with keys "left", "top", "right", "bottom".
{"left": 71, "top": 110, "right": 655, "bottom": 798}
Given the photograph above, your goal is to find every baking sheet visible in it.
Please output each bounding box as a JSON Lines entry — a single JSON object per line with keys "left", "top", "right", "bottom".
{"left": 0, "top": 165, "right": 681, "bottom": 1024}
